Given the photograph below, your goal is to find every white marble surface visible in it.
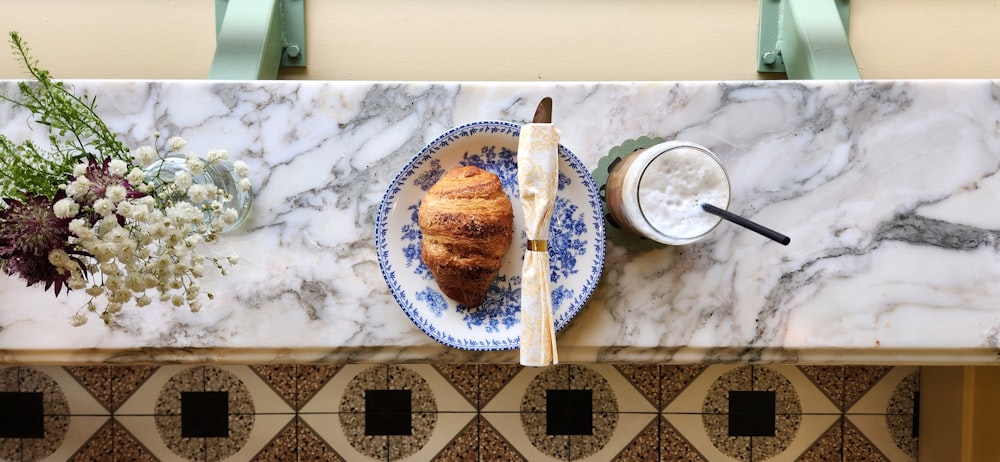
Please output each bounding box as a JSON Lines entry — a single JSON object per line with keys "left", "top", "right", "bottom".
{"left": 1, "top": 79, "right": 999, "bottom": 364}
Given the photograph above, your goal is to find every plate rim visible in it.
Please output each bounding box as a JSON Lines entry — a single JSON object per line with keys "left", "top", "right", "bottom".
{"left": 376, "top": 120, "right": 606, "bottom": 350}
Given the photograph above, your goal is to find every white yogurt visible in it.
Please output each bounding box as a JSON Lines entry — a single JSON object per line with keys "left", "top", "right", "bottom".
{"left": 607, "top": 142, "right": 731, "bottom": 245}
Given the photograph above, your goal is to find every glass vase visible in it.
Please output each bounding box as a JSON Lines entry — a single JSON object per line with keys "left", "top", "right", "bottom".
{"left": 143, "top": 154, "right": 253, "bottom": 233}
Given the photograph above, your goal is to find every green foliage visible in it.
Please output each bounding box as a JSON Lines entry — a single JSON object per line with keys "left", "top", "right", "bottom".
{"left": 0, "top": 31, "right": 131, "bottom": 202}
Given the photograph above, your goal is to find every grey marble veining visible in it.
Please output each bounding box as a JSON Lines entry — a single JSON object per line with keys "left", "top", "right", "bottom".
{"left": 1, "top": 79, "right": 998, "bottom": 364}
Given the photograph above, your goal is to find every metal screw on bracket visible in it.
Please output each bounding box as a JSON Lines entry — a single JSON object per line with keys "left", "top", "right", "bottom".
{"left": 761, "top": 50, "right": 779, "bottom": 65}
{"left": 286, "top": 44, "right": 301, "bottom": 59}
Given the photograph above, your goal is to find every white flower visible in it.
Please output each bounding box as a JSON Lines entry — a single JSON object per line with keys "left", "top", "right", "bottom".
{"left": 168, "top": 136, "right": 187, "bottom": 151}
{"left": 206, "top": 148, "right": 228, "bottom": 163}
{"left": 239, "top": 178, "right": 252, "bottom": 192}
{"left": 127, "top": 168, "right": 145, "bottom": 185}
{"left": 108, "top": 159, "right": 128, "bottom": 176}
{"left": 135, "top": 146, "right": 158, "bottom": 166}
{"left": 70, "top": 315, "right": 88, "bottom": 327}
{"left": 222, "top": 208, "right": 238, "bottom": 224}
{"left": 233, "top": 160, "right": 249, "bottom": 177}
{"left": 72, "top": 162, "right": 89, "bottom": 176}
{"left": 187, "top": 184, "right": 209, "bottom": 203}
{"left": 105, "top": 185, "right": 127, "bottom": 203}
{"left": 93, "top": 198, "right": 116, "bottom": 216}
{"left": 173, "top": 170, "right": 193, "bottom": 191}
{"left": 65, "top": 178, "right": 91, "bottom": 200}
{"left": 53, "top": 197, "right": 80, "bottom": 218}
{"left": 185, "top": 152, "right": 205, "bottom": 175}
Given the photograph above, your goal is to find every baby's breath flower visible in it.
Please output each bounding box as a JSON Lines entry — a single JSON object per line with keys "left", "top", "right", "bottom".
{"left": 135, "top": 146, "right": 157, "bottom": 166}
{"left": 168, "top": 136, "right": 187, "bottom": 151}
{"left": 93, "top": 197, "right": 115, "bottom": 216}
{"left": 239, "top": 178, "right": 252, "bottom": 192}
{"left": 108, "top": 159, "right": 128, "bottom": 176}
{"left": 70, "top": 314, "right": 88, "bottom": 327}
{"left": 173, "top": 170, "right": 193, "bottom": 191}
{"left": 53, "top": 197, "right": 80, "bottom": 218}
{"left": 105, "top": 184, "right": 127, "bottom": 203}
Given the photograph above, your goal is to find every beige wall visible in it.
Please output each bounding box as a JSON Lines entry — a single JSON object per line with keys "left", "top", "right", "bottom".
{"left": 1, "top": 0, "right": 999, "bottom": 80}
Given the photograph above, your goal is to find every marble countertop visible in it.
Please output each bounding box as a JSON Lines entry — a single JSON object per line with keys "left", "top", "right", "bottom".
{"left": 1, "top": 79, "right": 999, "bottom": 365}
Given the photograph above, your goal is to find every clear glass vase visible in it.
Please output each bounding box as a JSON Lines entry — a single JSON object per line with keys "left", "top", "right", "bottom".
{"left": 143, "top": 154, "right": 253, "bottom": 233}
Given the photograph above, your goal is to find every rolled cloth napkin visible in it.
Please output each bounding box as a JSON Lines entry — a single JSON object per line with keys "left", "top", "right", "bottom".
{"left": 517, "top": 123, "right": 560, "bottom": 367}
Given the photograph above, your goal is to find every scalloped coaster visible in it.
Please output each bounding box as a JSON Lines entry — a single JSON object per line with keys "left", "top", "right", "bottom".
{"left": 591, "top": 136, "right": 668, "bottom": 252}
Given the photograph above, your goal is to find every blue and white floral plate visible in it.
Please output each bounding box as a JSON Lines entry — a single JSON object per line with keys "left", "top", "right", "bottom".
{"left": 376, "top": 121, "right": 606, "bottom": 350}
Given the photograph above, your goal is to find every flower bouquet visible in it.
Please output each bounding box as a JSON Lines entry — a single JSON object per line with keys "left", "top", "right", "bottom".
{"left": 0, "top": 32, "right": 252, "bottom": 326}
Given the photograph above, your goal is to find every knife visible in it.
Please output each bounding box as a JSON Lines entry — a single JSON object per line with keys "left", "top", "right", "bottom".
{"left": 533, "top": 96, "right": 552, "bottom": 124}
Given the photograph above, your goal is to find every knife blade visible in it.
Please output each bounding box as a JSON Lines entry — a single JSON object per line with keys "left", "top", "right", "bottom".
{"left": 533, "top": 97, "right": 552, "bottom": 124}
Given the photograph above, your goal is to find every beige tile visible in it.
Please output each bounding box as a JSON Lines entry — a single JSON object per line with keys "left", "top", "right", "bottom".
{"left": 847, "top": 366, "right": 919, "bottom": 415}
{"left": 843, "top": 416, "right": 893, "bottom": 461}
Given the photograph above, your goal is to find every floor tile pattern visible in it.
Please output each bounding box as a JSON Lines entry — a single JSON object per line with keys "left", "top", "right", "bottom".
{"left": 0, "top": 364, "right": 918, "bottom": 461}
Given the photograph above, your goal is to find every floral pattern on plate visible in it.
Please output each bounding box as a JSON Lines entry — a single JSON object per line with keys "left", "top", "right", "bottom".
{"left": 376, "top": 121, "right": 605, "bottom": 350}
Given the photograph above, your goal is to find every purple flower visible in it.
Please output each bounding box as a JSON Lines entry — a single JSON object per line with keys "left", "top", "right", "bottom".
{"left": 0, "top": 194, "right": 79, "bottom": 295}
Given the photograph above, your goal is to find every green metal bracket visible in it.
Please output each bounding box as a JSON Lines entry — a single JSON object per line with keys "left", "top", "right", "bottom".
{"left": 210, "top": 0, "right": 306, "bottom": 80}
{"left": 757, "top": 0, "right": 860, "bottom": 79}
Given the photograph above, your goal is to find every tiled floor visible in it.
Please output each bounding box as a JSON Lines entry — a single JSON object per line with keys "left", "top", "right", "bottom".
{"left": 0, "top": 364, "right": 919, "bottom": 461}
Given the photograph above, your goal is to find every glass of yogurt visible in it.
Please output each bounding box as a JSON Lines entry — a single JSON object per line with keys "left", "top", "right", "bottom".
{"left": 606, "top": 141, "right": 731, "bottom": 245}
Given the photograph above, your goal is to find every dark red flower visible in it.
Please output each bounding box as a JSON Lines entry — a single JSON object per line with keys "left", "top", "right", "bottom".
{"left": 0, "top": 194, "right": 78, "bottom": 295}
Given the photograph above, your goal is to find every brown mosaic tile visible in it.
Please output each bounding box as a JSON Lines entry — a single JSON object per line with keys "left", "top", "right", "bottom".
{"left": 296, "top": 417, "right": 346, "bottom": 461}
{"left": 389, "top": 365, "right": 436, "bottom": 413}
{"left": 388, "top": 412, "right": 437, "bottom": 460}
{"left": 478, "top": 364, "right": 522, "bottom": 409}
{"left": 432, "top": 364, "right": 478, "bottom": 408}
{"left": 68, "top": 418, "right": 115, "bottom": 461}
{"left": 795, "top": 417, "right": 842, "bottom": 462}
{"left": 798, "top": 365, "right": 845, "bottom": 410}
{"left": 570, "top": 365, "right": 618, "bottom": 413}
{"left": 479, "top": 416, "right": 527, "bottom": 462}
{"left": 753, "top": 366, "right": 802, "bottom": 414}
{"left": 65, "top": 366, "right": 113, "bottom": 412}
{"left": 751, "top": 413, "right": 801, "bottom": 461}
{"left": 249, "top": 364, "right": 298, "bottom": 410}
{"left": 887, "top": 370, "right": 919, "bottom": 458}
{"left": 612, "top": 417, "right": 659, "bottom": 462}
{"left": 658, "top": 416, "right": 708, "bottom": 462}
{"left": 154, "top": 366, "right": 255, "bottom": 461}
{"left": 432, "top": 415, "right": 479, "bottom": 461}
{"left": 520, "top": 366, "right": 568, "bottom": 414}
{"left": 337, "top": 365, "right": 437, "bottom": 460}
{"left": 702, "top": 366, "right": 751, "bottom": 414}
{"left": 844, "top": 366, "right": 892, "bottom": 410}
{"left": 843, "top": 417, "right": 890, "bottom": 461}
{"left": 0, "top": 367, "right": 70, "bottom": 462}
{"left": 295, "top": 365, "right": 342, "bottom": 410}
{"left": 702, "top": 414, "right": 750, "bottom": 461}
{"left": 569, "top": 412, "right": 619, "bottom": 460}
{"left": 68, "top": 418, "right": 159, "bottom": 462}
{"left": 614, "top": 364, "right": 660, "bottom": 409}
{"left": 251, "top": 417, "right": 298, "bottom": 462}
{"left": 109, "top": 366, "right": 159, "bottom": 412}
{"left": 661, "top": 365, "right": 708, "bottom": 411}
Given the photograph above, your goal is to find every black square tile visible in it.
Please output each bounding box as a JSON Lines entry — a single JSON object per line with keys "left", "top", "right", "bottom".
{"left": 365, "top": 389, "right": 411, "bottom": 435}
{"left": 0, "top": 391, "right": 44, "bottom": 438}
{"left": 546, "top": 389, "right": 593, "bottom": 435}
{"left": 728, "top": 390, "right": 775, "bottom": 437}
{"left": 181, "top": 391, "right": 229, "bottom": 437}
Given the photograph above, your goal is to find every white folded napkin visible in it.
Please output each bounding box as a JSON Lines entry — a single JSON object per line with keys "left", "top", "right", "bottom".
{"left": 517, "top": 124, "right": 560, "bottom": 367}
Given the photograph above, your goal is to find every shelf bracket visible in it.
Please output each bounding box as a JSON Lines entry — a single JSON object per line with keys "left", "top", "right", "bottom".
{"left": 210, "top": 0, "right": 306, "bottom": 80}
{"left": 757, "top": 0, "right": 860, "bottom": 79}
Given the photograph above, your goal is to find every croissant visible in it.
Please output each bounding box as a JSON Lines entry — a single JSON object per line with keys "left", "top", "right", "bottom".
{"left": 418, "top": 166, "right": 514, "bottom": 307}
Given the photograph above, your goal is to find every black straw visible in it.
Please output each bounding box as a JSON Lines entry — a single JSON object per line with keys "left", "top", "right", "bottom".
{"left": 701, "top": 203, "right": 791, "bottom": 246}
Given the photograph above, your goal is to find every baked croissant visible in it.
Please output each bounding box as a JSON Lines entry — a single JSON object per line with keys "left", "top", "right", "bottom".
{"left": 418, "top": 166, "right": 514, "bottom": 307}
